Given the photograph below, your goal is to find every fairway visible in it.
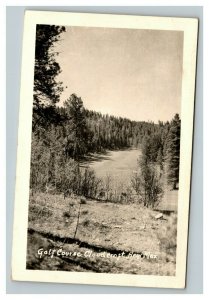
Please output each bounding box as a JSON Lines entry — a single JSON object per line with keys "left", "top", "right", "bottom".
{"left": 86, "top": 148, "right": 141, "bottom": 186}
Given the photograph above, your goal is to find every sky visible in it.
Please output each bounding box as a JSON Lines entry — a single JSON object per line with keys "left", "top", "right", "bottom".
{"left": 54, "top": 26, "right": 183, "bottom": 123}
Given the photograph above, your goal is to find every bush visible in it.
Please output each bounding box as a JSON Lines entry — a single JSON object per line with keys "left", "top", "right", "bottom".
{"left": 80, "top": 196, "right": 87, "bottom": 204}
{"left": 131, "top": 159, "right": 163, "bottom": 208}
{"left": 82, "top": 219, "right": 90, "bottom": 226}
{"left": 80, "top": 168, "right": 101, "bottom": 198}
{"left": 63, "top": 211, "right": 70, "bottom": 218}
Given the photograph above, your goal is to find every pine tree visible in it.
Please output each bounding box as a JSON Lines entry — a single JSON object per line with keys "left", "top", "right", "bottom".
{"left": 34, "top": 25, "right": 66, "bottom": 108}
{"left": 165, "top": 114, "right": 181, "bottom": 190}
{"left": 33, "top": 25, "right": 66, "bottom": 131}
{"left": 63, "top": 94, "right": 91, "bottom": 160}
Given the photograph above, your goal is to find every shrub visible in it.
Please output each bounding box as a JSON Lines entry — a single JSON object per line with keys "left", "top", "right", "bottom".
{"left": 63, "top": 211, "right": 70, "bottom": 218}
{"left": 82, "top": 220, "right": 90, "bottom": 226}
{"left": 131, "top": 158, "right": 163, "bottom": 208}
{"left": 80, "top": 168, "right": 101, "bottom": 198}
{"left": 80, "top": 196, "right": 87, "bottom": 204}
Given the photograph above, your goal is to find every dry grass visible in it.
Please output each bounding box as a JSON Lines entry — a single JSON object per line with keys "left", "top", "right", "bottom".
{"left": 27, "top": 192, "right": 177, "bottom": 275}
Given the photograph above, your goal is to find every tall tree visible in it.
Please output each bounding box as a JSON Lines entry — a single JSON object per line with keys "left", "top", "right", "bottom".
{"left": 33, "top": 25, "right": 66, "bottom": 130}
{"left": 165, "top": 114, "right": 181, "bottom": 190}
{"left": 64, "top": 94, "right": 92, "bottom": 160}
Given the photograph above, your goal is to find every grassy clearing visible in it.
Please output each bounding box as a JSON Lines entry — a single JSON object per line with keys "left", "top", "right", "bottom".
{"left": 27, "top": 192, "right": 177, "bottom": 275}
{"left": 84, "top": 149, "right": 178, "bottom": 211}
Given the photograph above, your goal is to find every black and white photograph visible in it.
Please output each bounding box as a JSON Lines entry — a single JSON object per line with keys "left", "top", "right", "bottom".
{"left": 12, "top": 11, "right": 198, "bottom": 288}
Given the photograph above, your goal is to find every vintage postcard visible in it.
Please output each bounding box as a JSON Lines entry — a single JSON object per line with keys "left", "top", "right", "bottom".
{"left": 12, "top": 10, "right": 198, "bottom": 288}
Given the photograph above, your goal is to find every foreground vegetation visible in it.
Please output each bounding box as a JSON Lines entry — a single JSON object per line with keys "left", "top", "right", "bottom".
{"left": 27, "top": 193, "right": 177, "bottom": 275}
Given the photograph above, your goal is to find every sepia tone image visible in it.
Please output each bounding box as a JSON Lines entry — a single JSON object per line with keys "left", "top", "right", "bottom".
{"left": 26, "top": 24, "right": 183, "bottom": 276}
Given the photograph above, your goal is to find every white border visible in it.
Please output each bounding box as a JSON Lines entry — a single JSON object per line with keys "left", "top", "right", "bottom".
{"left": 11, "top": 10, "right": 198, "bottom": 289}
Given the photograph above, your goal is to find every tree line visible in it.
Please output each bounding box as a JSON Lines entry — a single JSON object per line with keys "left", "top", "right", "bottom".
{"left": 131, "top": 113, "right": 181, "bottom": 207}
{"left": 31, "top": 93, "right": 181, "bottom": 201}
